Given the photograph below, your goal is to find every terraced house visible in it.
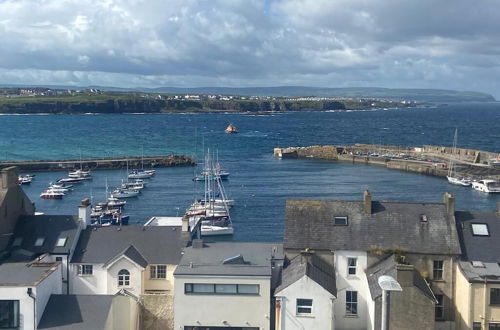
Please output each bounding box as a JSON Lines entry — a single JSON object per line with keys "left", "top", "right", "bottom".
{"left": 282, "top": 190, "right": 461, "bottom": 330}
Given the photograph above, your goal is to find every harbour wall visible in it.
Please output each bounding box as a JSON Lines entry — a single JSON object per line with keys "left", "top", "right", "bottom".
{"left": 0, "top": 155, "right": 195, "bottom": 172}
{"left": 274, "top": 145, "right": 500, "bottom": 179}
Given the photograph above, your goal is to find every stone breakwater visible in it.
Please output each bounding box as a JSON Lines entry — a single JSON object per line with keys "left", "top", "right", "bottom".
{"left": 0, "top": 155, "right": 195, "bottom": 172}
{"left": 274, "top": 145, "right": 500, "bottom": 179}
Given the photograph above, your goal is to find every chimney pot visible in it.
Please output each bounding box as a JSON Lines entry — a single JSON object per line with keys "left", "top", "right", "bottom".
{"left": 443, "top": 192, "right": 455, "bottom": 216}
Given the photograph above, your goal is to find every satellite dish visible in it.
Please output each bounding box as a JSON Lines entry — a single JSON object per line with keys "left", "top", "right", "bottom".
{"left": 378, "top": 275, "right": 402, "bottom": 292}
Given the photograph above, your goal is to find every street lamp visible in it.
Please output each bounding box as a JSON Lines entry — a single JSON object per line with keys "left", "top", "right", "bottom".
{"left": 378, "top": 275, "right": 402, "bottom": 330}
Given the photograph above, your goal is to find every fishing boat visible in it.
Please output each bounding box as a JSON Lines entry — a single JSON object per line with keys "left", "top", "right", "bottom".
{"left": 471, "top": 180, "right": 500, "bottom": 193}
{"left": 40, "top": 189, "right": 65, "bottom": 199}
{"left": 225, "top": 124, "right": 238, "bottom": 134}
{"left": 446, "top": 129, "right": 471, "bottom": 186}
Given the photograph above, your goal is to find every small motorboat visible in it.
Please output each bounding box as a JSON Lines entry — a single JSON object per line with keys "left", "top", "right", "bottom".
{"left": 111, "top": 188, "right": 140, "bottom": 199}
{"left": 40, "top": 189, "right": 64, "bottom": 199}
{"left": 447, "top": 176, "right": 472, "bottom": 187}
{"left": 107, "top": 196, "right": 127, "bottom": 208}
{"left": 225, "top": 124, "right": 238, "bottom": 134}
{"left": 471, "top": 180, "right": 500, "bottom": 193}
{"left": 68, "top": 169, "right": 91, "bottom": 178}
{"left": 127, "top": 170, "right": 152, "bottom": 179}
{"left": 57, "top": 177, "right": 88, "bottom": 183}
{"left": 18, "top": 174, "right": 35, "bottom": 185}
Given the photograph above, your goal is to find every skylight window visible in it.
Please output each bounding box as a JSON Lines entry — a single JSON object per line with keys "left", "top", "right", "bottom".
{"left": 471, "top": 223, "right": 489, "bottom": 236}
{"left": 334, "top": 216, "right": 348, "bottom": 226}
{"left": 34, "top": 238, "right": 45, "bottom": 247}
{"left": 12, "top": 237, "right": 23, "bottom": 247}
{"left": 471, "top": 261, "right": 485, "bottom": 268}
{"left": 56, "top": 237, "right": 67, "bottom": 247}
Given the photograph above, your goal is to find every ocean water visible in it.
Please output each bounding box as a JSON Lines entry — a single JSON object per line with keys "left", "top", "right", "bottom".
{"left": 2, "top": 102, "right": 500, "bottom": 241}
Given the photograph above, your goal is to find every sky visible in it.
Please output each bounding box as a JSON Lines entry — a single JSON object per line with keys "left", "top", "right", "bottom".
{"left": 0, "top": 0, "right": 499, "bottom": 97}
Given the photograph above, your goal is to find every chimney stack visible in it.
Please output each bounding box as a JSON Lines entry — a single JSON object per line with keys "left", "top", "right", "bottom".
{"left": 364, "top": 190, "right": 372, "bottom": 214}
{"left": 1, "top": 167, "right": 19, "bottom": 190}
{"left": 78, "top": 198, "right": 91, "bottom": 230}
{"left": 443, "top": 192, "right": 455, "bottom": 217}
{"left": 181, "top": 215, "right": 190, "bottom": 232}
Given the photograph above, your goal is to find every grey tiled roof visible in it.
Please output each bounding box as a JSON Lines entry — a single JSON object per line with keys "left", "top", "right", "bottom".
{"left": 8, "top": 215, "right": 80, "bottom": 255}
{"left": 38, "top": 295, "right": 114, "bottom": 330}
{"left": 174, "top": 242, "right": 283, "bottom": 277}
{"left": 458, "top": 261, "right": 500, "bottom": 283}
{"left": 0, "top": 261, "right": 58, "bottom": 286}
{"left": 275, "top": 254, "right": 336, "bottom": 296}
{"left": 71, "top": 225, "right": 185, "bottom": 265}
{"left": 455, "top": 211, "right": 500, "bottom": 263}
{"left": 284, "top": 199, "right": 460, "bottom": 255}
{"left": 104, "top": 245, "right": 148, "bottom": 268}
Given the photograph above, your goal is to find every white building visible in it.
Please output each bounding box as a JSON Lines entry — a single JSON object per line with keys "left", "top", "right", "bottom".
{"left": 274, "top": 253, "right": 336, "bottom": 330}
{"left": 70, "top": 225, "right": 188, "bottom": 295}
{"left": 174, "top": 240, "right": 283, "bottom": 330}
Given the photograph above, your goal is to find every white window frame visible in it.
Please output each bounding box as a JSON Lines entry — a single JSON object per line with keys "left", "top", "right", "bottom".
{"left": 334, "top": 216, "right": 348, "bottom": 226}
{"left": 296, "top": 298, "right": 313, "bottom": 315}
{"left": 347, "top": 257, "right": 357, "bottom": 276}
{"left": 118, "top": 269, "right": 130, "bottom": 287}
{"left": 150, "top": 265, "right": 167, "bottom": 279}
{"left": 433, "top": 260, "right": 444, "bottom": 280}
{"left": 77, "top": 264, "right": 93, "bottom": 276}
{"left": 346, "top": 291, "right": 358, "bottom": 315}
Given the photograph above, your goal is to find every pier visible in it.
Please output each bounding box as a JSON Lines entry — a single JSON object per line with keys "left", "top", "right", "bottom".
{"left": 274, "top": 144, "right": 500, "bottom": 180}
{"left": 0, "top": 154, "right": 195, "bottom": 172}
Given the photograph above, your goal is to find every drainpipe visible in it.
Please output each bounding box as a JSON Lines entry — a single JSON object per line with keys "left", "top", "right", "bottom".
{"left": 27, "top": 288, "right": 36, "bottom": 330}
{"left": 66, "top": 250, "right": 70, "bottom": 295}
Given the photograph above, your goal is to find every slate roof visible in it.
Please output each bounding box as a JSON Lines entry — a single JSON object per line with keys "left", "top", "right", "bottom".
{"left": 7, "top": 215, "right": 80, "bottom": 255}
{"left": 366, "top": 256, "right": 435, "bottom": 302}
{"left": 71, "top": 225, "right": 185, "bottom": 265}
{"left": 455, "top": 210, "right": 500, "bottom": 282}
{"left": 174, "top": 242, "right": 283, "bottom": 277}
{"left": 284, "top": 199, "right": 460, "bottom": 255}
{"left": 104, "top": 245, "right": 148, "bottom": 269}
{"left": 275, "top": 254, "right": 336, "bottom": 296}
{"left": 38, "top": 295, "right": 114, "bottom": 330}
{"left": 0, "top": 261, "right": 59, "bottom": 286}
{"left": 455, "top": 211, "right": 500, "bottom": 262}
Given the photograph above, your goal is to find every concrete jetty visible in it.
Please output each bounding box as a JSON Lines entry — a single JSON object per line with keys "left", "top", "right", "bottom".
{"left": 274, "top": 144, "right": 500, "bottom": 179}
{"left": 0, "top": 155, "right": 195, "bottom": 172}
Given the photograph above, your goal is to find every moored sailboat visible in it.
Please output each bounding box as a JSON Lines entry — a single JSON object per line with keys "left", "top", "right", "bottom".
{"left": 446, "top": 129, "right": 471, "bottom": 186}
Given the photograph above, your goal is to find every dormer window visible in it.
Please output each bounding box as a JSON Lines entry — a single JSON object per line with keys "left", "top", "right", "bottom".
{"left": 34, "top": 238, "right": 45, "bottom": 247}
{"left": 334, "top": 216, "right": 348, "bottom": 226}
{"left": 471, "top": 223, "right": 489, "bottom": 236}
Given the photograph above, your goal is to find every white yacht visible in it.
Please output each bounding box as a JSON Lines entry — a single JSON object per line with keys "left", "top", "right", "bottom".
{"left": 471, "top": 180, "right": 500, "bottom": 193}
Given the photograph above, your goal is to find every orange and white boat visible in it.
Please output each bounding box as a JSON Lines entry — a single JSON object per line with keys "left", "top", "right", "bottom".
{"left": 225, "top": 124, "right": 238, "bottom": 134}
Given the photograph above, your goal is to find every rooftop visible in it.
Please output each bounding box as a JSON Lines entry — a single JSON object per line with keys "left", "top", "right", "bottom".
{"left": 38, "top": 295, "right": 114, "bottom": 330}
{"left": 276, "top": 254, "right": 336, "bottom": 296}
{"left": 284, "top": 198, "right": 460, "bottom": 255}
{"left": 174, "top": 241, "right": 283, "bottom": 277}
{"left": 71, "top": 225, "right": 186, "bottom": 265}
{"left": 0, "top": 260, "right": 59, "bottom": 286}
{"left": 7, "top": 215, "right": 80, "bottom": 255}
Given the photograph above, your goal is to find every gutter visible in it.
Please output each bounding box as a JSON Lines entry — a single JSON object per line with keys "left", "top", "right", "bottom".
{"left": 27, "top": 288, "right": 36, "bottom": 330}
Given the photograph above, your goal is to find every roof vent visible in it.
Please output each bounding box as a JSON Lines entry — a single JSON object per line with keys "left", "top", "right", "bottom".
{"left": 420, "top": 214, "right": 428, "bottom": 222}
{"left": 222, "top": 254, "right": 246, "bottom": 265}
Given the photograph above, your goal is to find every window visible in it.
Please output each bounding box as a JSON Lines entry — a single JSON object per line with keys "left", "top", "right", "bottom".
{"left": 348, "top": 258, "right": 357, "bottom": 275}
{"left": 490, "top": 288, "right": 500, "bottom": 305}
{"left": 472, "top": 261, "right": 485, "bottom": 268}
{"left": 0, "top": 300, "right": 19, "bottom": 329}
{"left": 346, "top": 291, "right": 358, "bottom": 315}
{"left": 55, "top": 257, "right": 63, "bottom": 262}
{"left": 34, "top": 237, "right": 45, "bottom": 247}
{"left": 473, "top": 322, "right": 481, "bottom": 330}
{"left": 334, "top": 216, "right": 348, "bottom": 226}
{"left": 150, "top": 265, "right": 167, "bottom": 279}
{"left": 433, "top": 260, "right": 444, "bottom": 280}
{"left": 118, "top": 269, "right": 130, "bottom": 287}
{"left": 435, "top": 294, "right": 444, "bottom": 320}
{"left": 56, "top": 237, "right": 67, "bottom": 247}
{"left": 12, "top": 238, "right": 22, "bottom": 247}
{"left": 184, "top": 283, "right": 259, "bottom": 295}
{"left": 296, "top": 298, "right": 313, "bottom": 315}
{"left": 489, "top": 324, "right": 500, "bottom": 330}
{"left": 77, "top": 264, "right": 93, "bottom": 276}
{"left": 471, "top": 223, "right": 489, "bottom": 236}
